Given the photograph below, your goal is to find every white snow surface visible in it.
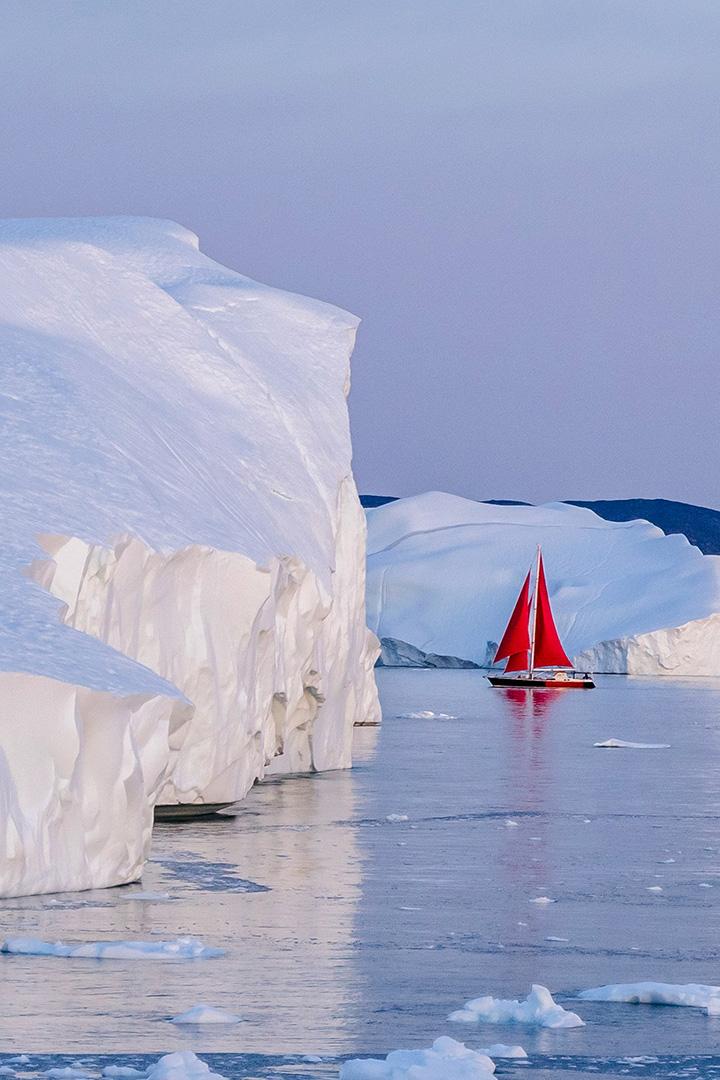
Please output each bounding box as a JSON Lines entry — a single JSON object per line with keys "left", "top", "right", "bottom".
{"left": 170, "top": 1005, "right": 241, "bottom": 1024}
{"left": 579, "top": 981, "right": 720, "bottom": 1015}
{"left": 0, "top": 216, "right": 379, "bottom": 897}
{"left": 340, "top": 1037, "right": 496, "bottom": 1079}
{"left": 0, "top": 936, "right": 223, "bottom": 960}
{"left": 365, "top": 492, "right": 720, "bottom": 674}
{"left": 449, "top": 984, "right": 585, "bottom": 1028}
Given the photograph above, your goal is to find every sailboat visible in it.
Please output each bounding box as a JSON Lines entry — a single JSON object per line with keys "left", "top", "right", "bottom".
{"left": 487, "top": 547, "right": 595, "bottom": 689}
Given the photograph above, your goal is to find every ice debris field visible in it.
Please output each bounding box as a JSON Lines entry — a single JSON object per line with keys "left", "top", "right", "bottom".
{"left": 366, "top": 491, "right": 720, "bottom": 674}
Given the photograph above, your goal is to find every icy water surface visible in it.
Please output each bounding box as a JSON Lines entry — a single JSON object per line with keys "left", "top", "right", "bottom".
{"left": 2, "top": 672, "right": 720, "bottom": 1078}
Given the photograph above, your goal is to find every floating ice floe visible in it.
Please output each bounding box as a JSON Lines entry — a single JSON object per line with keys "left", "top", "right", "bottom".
{"left": 449, "top": 984, "right": 585, "bottom": 1028}
{"left": 170, "top": 1005, "right": 240, "bottom": 1024}
{"left": 579, "top": 982, "right": 720, "bottom": 1015}
{"left": 43, "top": 1069, "right": 91, "bottom": 1079}
{"left": 103, "top": 1069, "right": 146, "bottom": 1078}
{"left": 340, "top": 1036, "right": 496, "bottom": 1078}
{"left": 478, "top": 1044, "right": 527, "bottom": 1058}
{"left": 386, "top": 814, "right": 409, "bottom": 823}
{"left": 594, "top": 739, "right": 670, "bottom": 749}
{"left": 1, "top": 936, "right": 223, "bottom": 960}
{"left": 395, "top": 711, "right": 458, "bottom": 720}
{"left": 530, "top": 896, "right": 556, "bottom": 904}
{"left": 146, "top": 1055, "right": 227, "bottom": 1080}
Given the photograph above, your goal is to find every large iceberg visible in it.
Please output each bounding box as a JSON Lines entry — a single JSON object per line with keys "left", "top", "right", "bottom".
{"left": 366, "top": 492, "right": 720, "bottom": 675}
{"left": 0, "top": 216, "right": 379, "bottom": 896}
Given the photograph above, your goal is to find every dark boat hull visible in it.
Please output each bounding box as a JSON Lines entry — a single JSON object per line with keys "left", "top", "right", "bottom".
{"left": 487, "top": 674, "right": 595, "bottom": 689}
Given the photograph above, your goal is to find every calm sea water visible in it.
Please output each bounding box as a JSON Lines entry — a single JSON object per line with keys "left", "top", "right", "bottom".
{"left": 2, "top": 670, "right": 720, "bottom": 1078}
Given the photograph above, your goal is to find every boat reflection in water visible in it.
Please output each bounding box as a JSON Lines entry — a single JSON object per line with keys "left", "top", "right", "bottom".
{"left": 502, "top": 685, "right": 564, "bottom": 722}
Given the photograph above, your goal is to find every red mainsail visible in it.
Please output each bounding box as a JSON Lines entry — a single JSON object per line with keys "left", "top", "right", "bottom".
{"left": 493, "top": 571, "right": 531, "bottom": 667}
{"left": 533, "top": 554, "right": 572, "bottom": 668}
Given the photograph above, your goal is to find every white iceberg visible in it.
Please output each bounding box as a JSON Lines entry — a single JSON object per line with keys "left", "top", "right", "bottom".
{"left": 366, "top": 492, "right": 720, "bottom": 675}
{"left": 579, "top": 981, "right": 720, "bottom": 1015}
{"left": 0, "top": 935, "right": 223, "bottom": 960}
{"left": 0, "top": 216, "right": 379, "bottom": 897}
{"left": 170, "top": 1005, "right": 240, "bottom": 1024}
{"left": 449, "top": 984, "right": 585, "bottom": 1028}
{"left": 340, "top": 1036, "right": 496, "bottom": 1078}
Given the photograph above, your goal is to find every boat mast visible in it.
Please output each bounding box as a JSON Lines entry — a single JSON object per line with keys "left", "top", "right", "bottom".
{"left": 528, "top": 545, "right": 541, "bottom": 678}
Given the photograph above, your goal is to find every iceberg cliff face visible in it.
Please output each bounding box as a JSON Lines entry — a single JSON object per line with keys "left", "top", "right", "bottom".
{"left": 0, "top": 216, "right": 379, "bottom": 895}
{"left": 366, "top": 493, "right": 720, "bottom": 675}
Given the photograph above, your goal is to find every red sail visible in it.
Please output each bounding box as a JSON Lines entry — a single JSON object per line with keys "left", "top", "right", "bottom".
{"left": 494, "top": 571, "right": 531, "bottom": 664}
{"left": 504, "top": 650, "right": 529, "bottom": 673}
{"left": 533, "top": 554, "right": 573, "bottom": 668}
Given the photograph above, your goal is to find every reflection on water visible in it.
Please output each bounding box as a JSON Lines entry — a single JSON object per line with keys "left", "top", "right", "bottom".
{"left": 0, "top": 730, "right": 379, "bottom": 1053}
{"left": 3, "top": 672, "right": 720, "bottom": 1070}
{"left": 503, "top": 686, "right": 563, "bottom": 721}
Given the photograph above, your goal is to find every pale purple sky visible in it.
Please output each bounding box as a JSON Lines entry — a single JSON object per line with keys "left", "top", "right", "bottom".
{"left": 3, "top": 2, "right": 719, "bottom": 507}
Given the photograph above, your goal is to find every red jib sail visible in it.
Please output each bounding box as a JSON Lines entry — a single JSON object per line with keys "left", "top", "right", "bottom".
{"left": 533, "top": 554, "right": 572, "bottom": 668}
{"left": 494, "top": 571, "right": 531, "bottom": 668}
{"left": 504, "top": 650, "right": 530, "bottom": 673}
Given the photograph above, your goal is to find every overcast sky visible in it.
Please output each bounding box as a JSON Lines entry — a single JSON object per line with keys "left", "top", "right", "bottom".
{"left": 3, "top": 1, "right": 719, "bottom": 507}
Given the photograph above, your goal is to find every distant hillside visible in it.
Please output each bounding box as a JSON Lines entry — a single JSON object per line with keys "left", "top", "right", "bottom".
{"left": 360, "top": 494, "right": 398, "bottom": 508}
{"left": 362, "top": 496, "right": 720, "bottom": 555}
{"left": 567, "top": 499, "right": 720, "bottom": 556}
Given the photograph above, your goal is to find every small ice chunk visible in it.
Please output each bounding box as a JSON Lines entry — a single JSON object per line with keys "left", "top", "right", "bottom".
{"left": 1, "top": 936, "right": 223, "bottom": 960}
{"left": 698, "top": 882, "right": 712, "bottom": 888}
{"left": 43, "top": 1070, "right": 91, "bottom": 1079}
{"left": 478, "top": 1044, "right": 527, "bottom": 1058}
{"left": 594, "top": 739, "right": 670, "bottom": 749}
{"left": 449, "top": 984, "right": 585, "bottom": 1028}
{"left": 8, "top": 1059, "right": 30, "bottom": 1066}
{"left": 647, "top": 886, "right": 663, "bottom": 893}
{"left": 340, "top": 1036, "right": 495, "bottom": 1078}
{"left": 546, "top": 936, "right": 569, "bottom": 942}
{"left": 396, "top": 712, "right": 457, "bottom": 720}
{"left": 386, "top": 814, "right": 409, "bottom": 823}
{"left": 170, "top": 1006, "right": 241, "bottom": 1025}
{"left": 579, "top": 982, "right": 720, "bottom": 1016}
{"left": 103, "top": 1068, "right": 146, "bottom": 1078}
{"left": 505, "top": 820, "right": 519, "bottom": 828}
{"left": 0, "top": 1069, "right": 16, "bottom": 1076}
{"left": 144, "top": 1053, "right": 227, "bottom": 1080}
{"left": 530, "top": 896, "right": 556, "bottom": 904}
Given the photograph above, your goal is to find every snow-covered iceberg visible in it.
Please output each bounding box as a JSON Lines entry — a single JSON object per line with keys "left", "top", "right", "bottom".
{"left": 0, "top": 216, "right": 379, "bottom": 897}
{"left": 366, "top": 493, "right": 720, "bottom": 675}
{"left": 579, "top": 981, "right": 720, "bottom": 1015}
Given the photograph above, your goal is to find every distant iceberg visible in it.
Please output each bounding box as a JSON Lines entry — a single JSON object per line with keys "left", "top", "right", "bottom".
{"left": 0, "top": 216, "right": 379, "bottom": 897}
{"left": 366, "top": 492, "right": 720, "bottom": 676}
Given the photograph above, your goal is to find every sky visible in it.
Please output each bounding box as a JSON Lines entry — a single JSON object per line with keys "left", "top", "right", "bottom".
{"left": 2, "top": 1, "right": 719, "bottom": 508}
